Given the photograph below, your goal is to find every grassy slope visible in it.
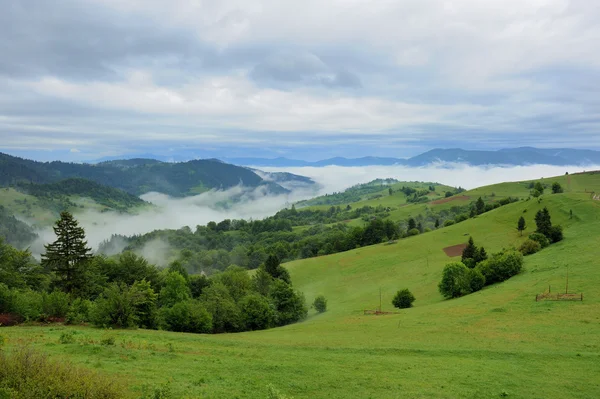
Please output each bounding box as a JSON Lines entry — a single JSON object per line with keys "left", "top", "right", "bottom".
{"left": 3, "top": 174, "right": 600, "bottom": 398}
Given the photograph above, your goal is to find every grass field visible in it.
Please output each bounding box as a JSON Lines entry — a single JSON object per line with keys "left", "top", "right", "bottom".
{"left": 2, "top": 173, "right": 600, "bottom": 398}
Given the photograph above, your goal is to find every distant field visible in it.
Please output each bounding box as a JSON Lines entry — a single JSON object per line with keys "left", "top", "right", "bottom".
{"left": 3, "top": 173, "right": 600, "bottom": 398}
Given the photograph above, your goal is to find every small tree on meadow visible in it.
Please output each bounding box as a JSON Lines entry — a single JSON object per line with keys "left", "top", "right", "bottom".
{"left": 517, "top": 216, "right": 526, "bottom": 236}
{"left": 313, "top": 295, "right": 327, "bottom": 313}
{"left": 551, "top": 182, "right": 564, "bottom": 194}
{"left": 392, "top": 289, "right": 415, "bottom": 309}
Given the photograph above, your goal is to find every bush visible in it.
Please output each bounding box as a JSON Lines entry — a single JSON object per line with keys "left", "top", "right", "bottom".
{"left": 444, "top": 220, "right": 455, "bottom": 227}
{"left": 59, "top": 331, "right": 76, "bottom": 344}
{"left": 90, "top": 283, "right": 139, "bottom": 328}
{"left": 407, "top": 228, "right": 420, "bottom": 236}
{"left": 392, "top": 289, "right": 415, "bottom": 309}
{"left": 160, "top": 300, "right": 212, "bottom": 334}
{"left": 10, "top": 290, "right": 42, "bottom": 321}
{"left": 438, "top": 262, "right": 471, "bottom": 299}
{"left": 200, "top": 282, "right": 243, "bottom": 333}
{"left": 269, "top": 280, "right": 308, "bottom": 326}
{"left": 41, "top": 291, "right": 70, "bottom": 320}
{"left": 552, "top": 182, "right": 564, "bottom": 194}
{"left": 467, "top": 268, "right": 486, "bottom": 292}
{"left": 66, "top": 298, "right": 92, "bottom": 325}
{"left": 455, "top": 214, "right": 469, "bottom": 223}
{"left": 519, "top": 239, "right": 542, "bottom": 255}
{"left": 312, "top": 295, "right": 328, "bottom": 313}
{"left": 239, "top": 294, "right": 276, "bottom": 330}
{"left": 0, "top": 347, "right": 125, "bottom": 398}
{"left": 548, "top": 225, "right": 564, "bottom": 243}
{"left": 476, "top": 250, "right": 523, "bottom": 285}
{"left": 528, "top": 232, "right": 550, "bottom": 248}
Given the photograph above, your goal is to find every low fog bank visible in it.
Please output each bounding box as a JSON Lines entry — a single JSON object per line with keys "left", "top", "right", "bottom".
{"left": 30, "top": 184, "right": 321, "bottom": 254}
{"left": 29, "top": 163, "right": 599, "bottom": 255}
{"left": 260, "top": 163, "right": 599, "bottom": 192}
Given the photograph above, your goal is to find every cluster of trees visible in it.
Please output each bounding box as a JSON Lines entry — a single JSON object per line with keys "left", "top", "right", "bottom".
{"left": 439, "top": 206, "right": 565, "bottom": 300}
{"left": 439, "top": 237, "right": 524, "bottom": 299}
{"left": 0, "top": 212, "right": 309, "bottom": 334}
{"left": 518, "top": 207, "right": 563, "bottom": 255}
{"left": 528, "top": 181, "right": 563, "bottom": 197}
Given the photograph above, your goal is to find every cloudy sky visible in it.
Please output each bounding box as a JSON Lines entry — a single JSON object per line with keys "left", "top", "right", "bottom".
{"left": 1, "top": 0, "right": 599, "bottom": 161}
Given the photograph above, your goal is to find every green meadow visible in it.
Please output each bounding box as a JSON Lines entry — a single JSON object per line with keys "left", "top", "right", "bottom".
{"left": 2, "top": 173, "right": 600, "bottom": 398}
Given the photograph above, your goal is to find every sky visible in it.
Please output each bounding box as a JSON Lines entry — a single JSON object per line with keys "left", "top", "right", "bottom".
{"left": 1, "top": 0, "right": 600, "bottom": 162}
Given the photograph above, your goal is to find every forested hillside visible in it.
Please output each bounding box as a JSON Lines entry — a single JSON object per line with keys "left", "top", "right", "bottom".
{"left": 15, "top": 178, "right": 147, "bottom": 212}
{"left": 0, "top": 153, "right": 289, "bottom": 197}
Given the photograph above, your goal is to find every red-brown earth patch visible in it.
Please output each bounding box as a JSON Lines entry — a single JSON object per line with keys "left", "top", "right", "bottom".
{"left": 443, "top": 243, "right": 468, "bottom": 257}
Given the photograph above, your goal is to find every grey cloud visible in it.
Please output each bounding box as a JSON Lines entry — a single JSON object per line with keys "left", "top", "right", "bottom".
{"left": 250, "top": 51, "right": 361, "bottom": 88}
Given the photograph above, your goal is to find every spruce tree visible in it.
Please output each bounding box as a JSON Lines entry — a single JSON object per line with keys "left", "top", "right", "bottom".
{"left": 476, "top": 197, "right": 485, "bottom": 215}
{"left": 518, "top": 216, "right": 526, "bottom": 236}
{"left": 461, "top": 237, "right": 477, "bottom": 264}
{"left": 41, "top": 211, "right": 92, "bottom": 295}
{"left": 535, "top": 207, "right": 552, "bottom": 237}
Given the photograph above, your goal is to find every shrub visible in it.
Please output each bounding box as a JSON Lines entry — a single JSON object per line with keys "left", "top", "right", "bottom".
{"left": 548, "top": 225, "right": 564, "bottom": 243}
{"left": 269, "top": 279, "right": 308, "bottom": 326}
{"left": 239, "top": 294, "right": 276, "bottom": 330}
{"left": 160, "top": 300, "right": 212, "bottom": 334}
{"left": 455, "top": 214, "right": 469, "bottom": 223}
{"left": 438, "top": 262, "right": 471, "bottom": 299}
{"left": 0, "top": 347, "right": 125, "bottom": 398}
{"left": 59, "top": 331, "right": 76, "bottom": 344}
{"left": 392, "top": 289, "right": 415, "bottom": 309}
{"left": 552, "top": 182, "right": 564, "bottom": 194}
{"left": 200, "top": 282, "right": 243, "bottom": 333}
{"left": 476, "top": 250, "right": 523, "bottom": 285}
{"left": 159, "top": 272, "right": 191, "bottom": 307}
{"left": 66, "top": 298, "right": 92, "bottom": 325}
{"left": 41, "top": 291, "right": 70, "bottom": 320}
{"left": 408, "top": 228, "right": 420, "bottom": 236}
{"left": 528, "top": 232, "right": 550, "bottom": 248}
{"left": 312, "top": 295, "right": 328, "bottom": 313}
{"left": 10, "top": 289, "right": 42, "bottom": 321}
{"left": 519, "top": 239, "right": 542, "bottom": 256}
{"left": 100, "top": 334, "right": 116, "bottom": 346}
{"left": 90, "top": 283, "right": 139, "bottom": 328}
{"left": 467, "top": 268, "right": 486, "bottom": 292}
{"left": 444, "top": 220, "right": 455, "bottom": 227}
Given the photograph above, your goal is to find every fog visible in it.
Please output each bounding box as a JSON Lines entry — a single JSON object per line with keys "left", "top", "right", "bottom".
{"left": 29, "top": 163, "right": 598, "bottom": 254}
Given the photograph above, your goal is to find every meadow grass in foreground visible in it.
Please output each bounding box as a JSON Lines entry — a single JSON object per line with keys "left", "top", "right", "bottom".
{"left": 2, "top": 175, "right": 600, "bottom": 398}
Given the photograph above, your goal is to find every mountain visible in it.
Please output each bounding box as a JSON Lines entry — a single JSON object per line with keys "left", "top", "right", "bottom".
{"left": 249, "top": 169, "right": 320, "bottom": 192}
{"left": 221, "top": 147, "right": 600, "bottom": 167}
{"left": 0, "top": 153, "right": 289, "bottom": 197}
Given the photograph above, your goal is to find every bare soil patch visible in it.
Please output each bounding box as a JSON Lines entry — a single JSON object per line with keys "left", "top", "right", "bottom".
{"left": 431, "top": 195, "right": 470, "bottom": 205}
{"left": 443, "top": 243, "right": 467, "bottom": 257}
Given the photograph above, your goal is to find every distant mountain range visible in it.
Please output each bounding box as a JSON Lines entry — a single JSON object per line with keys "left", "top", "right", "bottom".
{"left": 221, "top": 147, "right": 600, "bottom": 167}
{"left": 0, "top": 153, "right": 300, "bottom": 198}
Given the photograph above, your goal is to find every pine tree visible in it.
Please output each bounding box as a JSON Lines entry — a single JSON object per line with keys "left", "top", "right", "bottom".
{"left": 408, "top": 218, "right": 416, "bottom": 230}
{"left": 41, "top": 211, "right": 92, "bottom": 294}
{"left": 435, "top": 219, "right": 440, "bottom": 229}
{"left": 535, "top": 207, "right": 552, "bottom": 237}
{"left": 475, "top": 197, "right": 485, "bottom": 215}
{"left": 518, "top": 216, "right": 526, "bottom": 236}
{"left": 461, "top": 237, "right": 477, "bottom": 264}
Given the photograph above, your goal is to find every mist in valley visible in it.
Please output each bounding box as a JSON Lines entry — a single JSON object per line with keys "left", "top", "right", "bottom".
{"left": 28, "top": 163, "right": 598, "bottom": 258}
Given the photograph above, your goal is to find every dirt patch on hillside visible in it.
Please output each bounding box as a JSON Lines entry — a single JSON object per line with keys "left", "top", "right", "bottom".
{"left": 443, "top": 243, "right": 467, "bottom": 257}
{"left": 431, "top": 195, "right": 470, "bottom": 205}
